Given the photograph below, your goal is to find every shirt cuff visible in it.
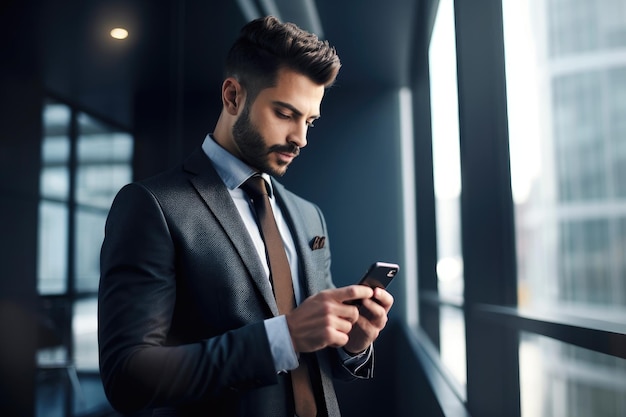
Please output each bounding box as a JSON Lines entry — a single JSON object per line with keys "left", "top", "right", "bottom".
{"left": 264, "top": 315, "right": 299, "bottom": 373}
{"left": 338, "top": 345, "right": 373, "bottom": 375}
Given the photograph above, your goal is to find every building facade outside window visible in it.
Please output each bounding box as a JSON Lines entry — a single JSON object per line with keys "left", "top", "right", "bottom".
{"left": 503, "top": 1, "right": 626, "bottom": 415}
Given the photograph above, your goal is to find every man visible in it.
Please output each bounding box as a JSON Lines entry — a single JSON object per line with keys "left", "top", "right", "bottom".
{"left": 98, "top": 16, "right": 394, "bottom": 416}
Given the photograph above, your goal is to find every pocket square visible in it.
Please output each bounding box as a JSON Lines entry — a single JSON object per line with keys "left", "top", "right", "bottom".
{"left": 310, "top": 236, "right": 326, "bottom": 250}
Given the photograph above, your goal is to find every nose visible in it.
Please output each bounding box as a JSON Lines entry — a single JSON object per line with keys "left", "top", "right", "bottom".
{"left": 288, "top": 122, "right": 308, "bottom": 149}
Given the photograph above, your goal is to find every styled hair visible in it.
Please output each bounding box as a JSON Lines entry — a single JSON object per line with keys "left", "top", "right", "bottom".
{"left": 225, "top": 16, "right": 341, "bottom": 100}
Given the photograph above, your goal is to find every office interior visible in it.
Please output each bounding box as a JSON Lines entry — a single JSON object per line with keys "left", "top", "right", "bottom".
{"left": 1, "top": 0, "right": 625, "bottom": 416}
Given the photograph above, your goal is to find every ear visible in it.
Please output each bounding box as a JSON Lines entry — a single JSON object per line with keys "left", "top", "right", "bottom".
{"left": 222, "top": 77, "right": 245, "bottom": 116}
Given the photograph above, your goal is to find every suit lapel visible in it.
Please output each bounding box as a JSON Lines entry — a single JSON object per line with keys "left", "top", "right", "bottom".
{"left": 184, "top": 149, "right": 279, "bottom": 316}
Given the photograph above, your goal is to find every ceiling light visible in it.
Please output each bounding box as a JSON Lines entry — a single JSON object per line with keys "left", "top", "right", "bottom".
{"left": 110, "top": 28, "right": 129, "bottom": 40}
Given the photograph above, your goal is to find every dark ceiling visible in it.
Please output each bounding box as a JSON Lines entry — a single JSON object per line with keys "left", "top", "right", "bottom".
{"left": 29, "top": 0, "right": 421, "bottom": 129}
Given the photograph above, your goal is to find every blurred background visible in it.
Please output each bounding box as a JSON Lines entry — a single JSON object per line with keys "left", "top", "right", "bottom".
{"left": 1, "top": 0, "right": 625, "bottom": 416}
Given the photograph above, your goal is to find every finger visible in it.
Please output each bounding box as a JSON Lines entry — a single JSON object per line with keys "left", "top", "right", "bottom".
{"left": 322, "top": 320, "right": 353, "bottom": 347}
{"left": 331, "top": 285, "right": 374, "bottom": 303}
{"left": 372, "top": 288, "right": 394, "bottom": 310}
{"left": 338, "top": 304, "right": 360, "bottom": 324}
{"left": 358, "top": 298, "right": 385, "bottom": 322}
{"left": 327, "top": 330, "right": 350, "bottom": 348}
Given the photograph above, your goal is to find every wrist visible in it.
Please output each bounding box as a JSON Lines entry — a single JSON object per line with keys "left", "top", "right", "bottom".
{"left": 342, "top": 345, "right": 368, "bottom": 356}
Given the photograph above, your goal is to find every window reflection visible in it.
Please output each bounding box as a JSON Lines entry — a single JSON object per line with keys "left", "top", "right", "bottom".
{"left": 73, "top": 112, "right": 132, "bottom": 368}
{"left": 504, "top": 1, "right": 626, "bottom": 416}
{"left": 75, "top": 209, "right": 106, "bottom": 293}
{"left": 37, "top": 201, "right": 68, "bottom": 294}
{"left": 37, "top": 102, "right": 133, "bottom": 380}
{"left": 439, "top": 305, "right": 467, "bottom": 388}
{"left": 504, "top": 0, "right": 626, "bottom": 318}
{"left": 73, "top": 297, "right": 99, "bottom": 371}
{"left": 429, "top": 0, "right": 467, "bottom": 389}
{"left": 38, "top": 103, "right": 71, "bottom": 295}
{"left": 76, "top": 113, "right": 133, "bottom": 210}
{"left": 519, "top": 332, "right": 626, "bottom": 417}
{"left": 429, "top": 0, "right": 464, "bottom": 300}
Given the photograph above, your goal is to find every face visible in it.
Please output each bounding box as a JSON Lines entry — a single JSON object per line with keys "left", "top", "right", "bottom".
{"left": 231, "top": 68, "right": 325, "bottom": 176}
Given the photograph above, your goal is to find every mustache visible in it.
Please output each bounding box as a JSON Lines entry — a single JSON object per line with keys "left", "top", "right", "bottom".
{"left": 268, "top": 143, "right": 300, "bottom": 156}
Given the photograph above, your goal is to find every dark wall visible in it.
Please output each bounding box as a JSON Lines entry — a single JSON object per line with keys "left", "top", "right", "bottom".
{"left": 0, "top": 78, "right": 41, "bottom": 417}
{"left": 0, "top": 2, "right": 43, "bottom": 415}
{"left": 277, "top": 85, "right": 409, "bottom": 414}
{"left": 280, "top": 86, "right": 405, "bottom": 296}
{"left": 0, "top": 2, "right": 42, "bottom": 416}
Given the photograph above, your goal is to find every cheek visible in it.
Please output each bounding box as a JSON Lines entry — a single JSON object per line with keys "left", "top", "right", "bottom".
{"left": 259, "top": 120, "right": 288, "bottom": 143}
{"left": 250, "top": 106, "right": 288, "bottom": 143}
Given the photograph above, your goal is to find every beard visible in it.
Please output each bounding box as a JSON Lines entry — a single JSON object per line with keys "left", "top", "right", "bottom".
{"left": 231, "top": 104, "right": 300, "bottom": 177}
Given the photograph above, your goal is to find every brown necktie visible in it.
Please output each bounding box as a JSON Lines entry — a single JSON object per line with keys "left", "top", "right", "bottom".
{"left": 241, "top": 175, "right": 318, "bottom": 417}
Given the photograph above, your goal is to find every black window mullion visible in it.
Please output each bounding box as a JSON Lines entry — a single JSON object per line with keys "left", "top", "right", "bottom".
{"left": 67, "top": 110, "right": 78, "bottom": 300}
{"left": 412, "top": 0, "right": 441, "bottom": 350}
{"left": 64, "top": 108, "right": 79, "bottom": 384}
{"left": 453, "top": 0, "right": 520, "bottom": 416}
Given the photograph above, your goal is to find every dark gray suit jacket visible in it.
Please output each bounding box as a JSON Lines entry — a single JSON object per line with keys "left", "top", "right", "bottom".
{"left": 98, "top": 148, "right": 373, "bottom": 416}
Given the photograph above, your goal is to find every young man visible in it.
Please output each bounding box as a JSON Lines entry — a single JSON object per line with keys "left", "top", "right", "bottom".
{"left": 98, "top": 16, "right": 393, "bottom": 416}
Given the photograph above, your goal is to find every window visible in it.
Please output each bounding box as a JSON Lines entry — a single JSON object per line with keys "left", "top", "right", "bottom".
{"left": 428, "top": 0, "right": 466, "bottom": 389}
{"left": 504, "top": 0, "right": 626, "bottom": 415}
{"left": 38, "top": 104, "right": 71, "bottom": 294}
{"left": 520, "top": 332, "right": 626, "bottom": 417}
{"left": 36, "top": 100, "right": 133, "bottom": 414}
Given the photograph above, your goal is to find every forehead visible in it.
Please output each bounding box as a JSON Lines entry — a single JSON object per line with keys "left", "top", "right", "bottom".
{"left": 252, "top": 68, "right": 325, "bottom": 115}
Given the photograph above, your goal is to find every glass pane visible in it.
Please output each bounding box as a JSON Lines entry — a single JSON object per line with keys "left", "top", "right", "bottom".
{"left": 75, "top": 209, "right": 106, "bottom": 292}
{"left": 74, "top": 113, "right": 133, "bottom": 293}
{"left": 76, "top": 163, "right": 132, "bottom": 209}
{"left": 503, "top": 0, "right": 626, "bottom": 321}
{"left": 429, "top": 0, "right": 464, "bottom": 300}
{"left": 41, "top": 103, "right": 71, "bottom": 200}
{"left": 43, "top": 103, "right": 70, "bottom": 139}
{"left": 40, "top": 165, "right": 69, "bottom": 200}
{"left": 38, "top": 102, "right": 71, "bottom": 294}
{"left": 519, "top": 332, "right": 626, "bottom": 417}
{"left": 439, "top": 305, "right": 467, "bottom": 388}
{"left": 76, "top": 113, "right": 133, "bottom": 210}
{"left": 73, "top": 297, "right": 99, "bottom": 371}
{"left": 547, "top": 0, "right": 626, "bottom": 57}
{"left": 37, "top": 201, "right": 68, "bottom": 294}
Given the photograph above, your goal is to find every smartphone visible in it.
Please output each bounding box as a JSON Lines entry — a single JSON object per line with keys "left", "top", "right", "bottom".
{"left": 347, "top": 262, "right": 399, "bottom": 305}
{"left": 357, "top": 262, "right": 400, "bottom": 289}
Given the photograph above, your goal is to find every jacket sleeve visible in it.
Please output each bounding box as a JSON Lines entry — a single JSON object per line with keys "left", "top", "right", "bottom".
{"left": 98, "top": 183, "right": 277, "bottom": 414}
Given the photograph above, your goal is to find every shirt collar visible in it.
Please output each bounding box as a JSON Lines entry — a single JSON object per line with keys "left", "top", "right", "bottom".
{"left": 201, "top": 133, "right": 274, "bottom": 195}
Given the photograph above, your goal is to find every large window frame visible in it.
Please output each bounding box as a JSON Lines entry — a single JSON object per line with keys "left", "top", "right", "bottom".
{"left": 409, "top": 1, "right": 626, "bottom": 416}
{"left": 36, "top": 97, "right": 133, "bottom": 416}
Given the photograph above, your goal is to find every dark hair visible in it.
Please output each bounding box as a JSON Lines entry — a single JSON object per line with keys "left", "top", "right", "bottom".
{"left": 225, "top": 16, "right": 341, "bottom": 101}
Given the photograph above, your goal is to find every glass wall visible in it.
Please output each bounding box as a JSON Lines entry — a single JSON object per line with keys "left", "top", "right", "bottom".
{"left": 428, "top": 0, "right": 466, "bottom": 388}
{"left": 36, "top": 100, "right": 133, "bottom": 415}
{"left": 503, "top": 0, "right": 626, "bottom": 415}
{"left": 520, "top": 332, "right": 626, "bottom": 417}
{"left": 38, "top": 104, "right": 71, "bottom": 295}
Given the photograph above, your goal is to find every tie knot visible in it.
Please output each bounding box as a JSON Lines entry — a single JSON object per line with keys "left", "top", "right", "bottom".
{"left": 241, "top": 175, "right": 271, "bottom": 199}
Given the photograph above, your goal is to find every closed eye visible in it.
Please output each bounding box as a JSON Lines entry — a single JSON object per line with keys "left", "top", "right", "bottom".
{"left": 275, "top": 111, "right": 290, "bottom": 120}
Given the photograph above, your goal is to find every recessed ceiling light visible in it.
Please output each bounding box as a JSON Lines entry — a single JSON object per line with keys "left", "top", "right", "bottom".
{"left": 110, "top": 28, "right": 129, "bottom": 40}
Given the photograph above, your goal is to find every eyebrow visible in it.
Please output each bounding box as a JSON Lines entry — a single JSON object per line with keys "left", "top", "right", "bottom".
{"left": 272, "top": 100, "right": 320, "bottom": 120}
